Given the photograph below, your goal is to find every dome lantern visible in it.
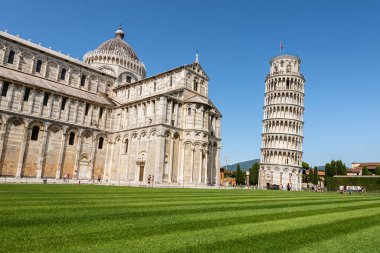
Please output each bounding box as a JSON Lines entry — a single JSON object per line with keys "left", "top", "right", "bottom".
{"left": 115, "top": 25, "right": 124, "bottom": 40}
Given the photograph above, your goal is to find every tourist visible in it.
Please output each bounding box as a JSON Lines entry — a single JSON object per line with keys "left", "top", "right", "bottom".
{"left": 97, "top": 175, "right": 101, "bottom": 183}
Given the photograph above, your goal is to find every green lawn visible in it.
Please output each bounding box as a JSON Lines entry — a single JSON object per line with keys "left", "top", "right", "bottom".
{"left": 1, "top": 185, "right": 380, "bottom": 252}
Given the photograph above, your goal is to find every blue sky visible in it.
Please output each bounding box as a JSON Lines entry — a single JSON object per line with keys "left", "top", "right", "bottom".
{"left": 1, "top": 0, "right": 379, "bottom": 167}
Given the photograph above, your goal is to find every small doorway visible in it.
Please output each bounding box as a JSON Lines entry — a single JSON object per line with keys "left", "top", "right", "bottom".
{"left": 139, "top": 166, "right": 144, "bottom": 182}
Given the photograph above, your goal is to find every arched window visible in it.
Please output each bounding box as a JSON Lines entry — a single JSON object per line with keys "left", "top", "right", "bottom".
{"left": 286, "top": 79, "right": 290, "bottom": 89}
{"left": 80, "top": 75, "right": 86, "bottom": 86}
{"left": 35, "top": 60, "right": 42, "bottom": 73}
{"left": 60, "top": 68, "right": 67, "bottom": 80}
{"left": 139, "top": 86, "right": 142, "bottom": 95}
{"left": 153, "top": 82, "right": 157, "bottom": 92}
{"left": 126, "top": 75, "right": 132, "bottom": 83}
{"left": 7, "top": 50, "right": 15, "bottom": 64}
{"left": 193, "top": 80, "right": 198, "bottom": 91}
{"left": 125, "top": 139, "right": 129, "bottom": 153}
{"left": 98, "top": 137, "right": 104, "bottom": 149}
{"left": 68, "top": 132, "right": 75, "bottom": 145}
{"left": 170, "top": 76, "right": 173, "bottom": 87}
{"left": 31, "top": 126, "right": 40, "bottom": 141}
{"left": 187, "top": 107, "right": 192, "bottom": 116}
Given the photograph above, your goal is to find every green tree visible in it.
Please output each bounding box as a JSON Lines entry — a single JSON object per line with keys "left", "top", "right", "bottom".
{"left": 336, "top": 160, "right": 347, "bottom": 175}
{"left": 375, "top": 166, "right": 380, "bottom": 175}
{"left": 302, "top": 161, "right": 310, "bottom": 170}
{"left": 325, "top": 163, "right": 332, "bottom": 178}
{"left": 362, "top": 166, "right": 370, "bottom": 175}
{"left": 312, "top": 166, "right": 319, "bottom": 185}
{"left": 308, "top": 168, "right": 314, "bottom": 184}
{"left": 236, "top": 164, "right": 245, "bottom": 185}
{"left": 249, "top": 163, "right": 260, "bottom": 186}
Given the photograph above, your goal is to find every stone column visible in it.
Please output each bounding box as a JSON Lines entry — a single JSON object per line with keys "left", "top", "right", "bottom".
{"left": 29, "top": 89, "right": 36, "bottom": 114}
{"left": 38, "top": 92, "right": 44, "bottom": 116}
{"left": 103, "top": 138, "right": 114, "bottom": 182}
{"left": 7, "top": 83, "right": 15, "bottom": 110}
{"left": 87, "top": 104, "right": 93, "bottom": 126}
{"left": 215, "top": 146, "right": 221, "bottom": 186}
{"left": 209, "top": 147, "right": 214, "bottom": 184}
{"left": 95, "top": 106, "right": 100, "bottom": 127}
{"left": 168, "top": 137, "right": 174, "bottom": 182}
{"left": 43, "top": 58, "right": 48, "bottom": 78}
{"left": 16, "top": 52, "right": 22, "bottom": 70}
{"left": 66, "top": 99, "right": 71, "bottom": 121}
{"left": 190, "top": 148, "right": 194, "bottom": 183}
{"left": 125, "top": 140, "right": 131, "bottom": 181}
{"left": 0, "top": 48, "right": 6, "bottom": 64}
{"left": 88, "top": 137, "right": 97, "bottom": 180}
{"left": 198, "top": 150, "right": 203, "bottom": 184}
{"left": 143, "top": 138, "right": 151, "bottom": 183}
{"left": 30, "top": 57, "right": 35, "bottom": 74}
{"left": 102, "top": 109, "right": 107, "bottom": 130}
{"left": 56, "top": 133, "right": 67, "bottom": 179}
{"left": 134, "top": 137, "right": 141, "bottom": 182}
{"left": 158, "top": 97, "right": 167, "bottom": 124}
{"left": 56, "top": 66, "right": 61, "bottom": 82}
{"left": 15, "top": 125, "right": 29, "bottom": 178}
{"left": 167, "top": 100, "right": 172, "bottom": 124}
{"left": 73, "top": 132, "right": 83, "bottom": 179}
{"left": 73, "top": 101, "right": 79, "bottom": 123}
{"left": 201, "top": 109, "right": 204, "bottom": 129}
{"left": 18, "top": 87, "right": 25, "bottom": 112}
{"left": 116, "top": 139, "right": 123, "bottom": 182}
{"left": 175, "top": 102, "right": 179, "bottom": 127}
{"left": 47, "top": 95, "right": 54, "bottom": 118}
{"left": 178, "top": 142, "right": 185, "bottom": 184}
{"left": 66, "top": 69, "right": 71, "bottom": 86}
{"left": 154, "top": 132, "right": 166, "bottom": 182}
{"left": 57, "top": 97, "right": 62, "bottom": 120}
{"left": 0, "top": 123, "right": 9, "bottom": 170}
{"left": 36, "top": 129, "right": 49, "bottom": 179}
{"left": 204, "top": 150, "right": 208, "bottom": 184}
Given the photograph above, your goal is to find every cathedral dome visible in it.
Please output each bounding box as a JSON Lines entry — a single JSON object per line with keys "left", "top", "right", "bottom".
{"left": 94, "top": 26, "right": 139, "bottom": 60}
{"left": 84, "top": 26, "right": 146, "bottom": 80}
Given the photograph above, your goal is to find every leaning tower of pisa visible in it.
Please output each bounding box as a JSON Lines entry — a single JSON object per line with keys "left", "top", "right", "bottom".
{"left": 258, "top": 54, "right": 305, "bottom": 190}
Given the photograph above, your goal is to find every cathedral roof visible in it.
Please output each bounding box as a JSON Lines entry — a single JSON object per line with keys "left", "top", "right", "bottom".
{"left": 0, "top": 66, "right": 114, "bottom": 106}
{"left": 94, "top": 26, "right": 139, "bottom": 61}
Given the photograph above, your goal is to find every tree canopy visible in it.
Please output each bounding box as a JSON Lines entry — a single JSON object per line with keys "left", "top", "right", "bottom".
{"left": 325, "top": 160, "right": 347, "bottom": 177}
{"left": 375, "top": 166, "right": 380, "bottom": 176}
{"left": 235, "top": 164, "right": 246, "bottom": 185}
{"left": 249, "top": 162, "right": 259, "bottom": 186}
{"left": 362, "top": 166, "right": 370, "bottom": 175}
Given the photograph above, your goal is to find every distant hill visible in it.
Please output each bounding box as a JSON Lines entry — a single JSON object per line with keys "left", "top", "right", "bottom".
{"left": 223, "top": 159, "right": 260, "bottom": 171}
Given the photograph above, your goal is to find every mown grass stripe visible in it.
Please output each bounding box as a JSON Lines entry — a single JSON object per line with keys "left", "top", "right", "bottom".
{"left": 0, "top": 184, "right": 379, "bottom": 253}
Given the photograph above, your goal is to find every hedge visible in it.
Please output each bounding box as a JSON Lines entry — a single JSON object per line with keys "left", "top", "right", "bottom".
{"left": 326, "top": 177, "right": 380, "bottom": 191}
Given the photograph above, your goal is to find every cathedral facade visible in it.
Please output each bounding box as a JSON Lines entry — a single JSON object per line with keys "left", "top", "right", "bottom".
{"left": 0, "top": 26, "right": 221, "bottom": 186}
